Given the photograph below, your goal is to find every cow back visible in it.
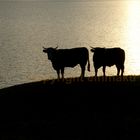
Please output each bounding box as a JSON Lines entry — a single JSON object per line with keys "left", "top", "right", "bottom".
{"left": 53, "top": 47, "right": 89, "bottom": 68}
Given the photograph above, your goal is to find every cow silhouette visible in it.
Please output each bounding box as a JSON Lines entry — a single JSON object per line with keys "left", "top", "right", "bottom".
{"left": 90, "top": 47, "right": 125, "bottom": 77}
{"left": 43, "top": 46, "right": 90, "bottom": 79}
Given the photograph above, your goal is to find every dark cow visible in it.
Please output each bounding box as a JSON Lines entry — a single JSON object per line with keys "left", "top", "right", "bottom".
{"left": 90, "top": 47, "right": 125, "bottom": 77}
{"left": 43, "top": 46, "right": 90, "bottom": 79}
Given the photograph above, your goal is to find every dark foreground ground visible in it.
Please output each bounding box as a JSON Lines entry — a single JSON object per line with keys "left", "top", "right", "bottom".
{"left": 0, "top": 76, "right": 140, "bottom": 140}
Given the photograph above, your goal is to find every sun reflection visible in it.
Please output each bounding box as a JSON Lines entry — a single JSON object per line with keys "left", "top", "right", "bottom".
{"left": 126, "top": 1, "right": 140, "bottom": 75}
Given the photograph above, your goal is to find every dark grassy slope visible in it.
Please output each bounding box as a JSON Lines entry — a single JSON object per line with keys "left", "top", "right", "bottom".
{"left": 0, "top": 76, "right": 140, "bottom": 140}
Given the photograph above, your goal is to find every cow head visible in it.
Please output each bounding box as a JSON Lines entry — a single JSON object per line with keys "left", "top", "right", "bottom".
{"left": 43, "top": 46, "right": 58, "bottom": 60}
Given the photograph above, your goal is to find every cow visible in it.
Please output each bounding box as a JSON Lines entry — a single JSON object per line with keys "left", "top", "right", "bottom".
{"left": 43, "top": 46, "right": 90, "bottom": 79}
{"left": 90, "top": 47, "right": 125, "bottom": 77}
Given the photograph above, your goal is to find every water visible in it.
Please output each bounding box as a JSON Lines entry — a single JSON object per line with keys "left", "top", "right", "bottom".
{"left": 0, "top": 1, "right": 140, "bottom": 89}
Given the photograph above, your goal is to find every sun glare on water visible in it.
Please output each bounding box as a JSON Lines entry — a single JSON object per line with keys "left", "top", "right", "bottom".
{"left": 125, "top": 1, "right": 140, "bottom": 75}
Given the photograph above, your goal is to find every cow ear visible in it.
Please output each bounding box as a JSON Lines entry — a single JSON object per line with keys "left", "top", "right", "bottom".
{"left": 90, "top": 46, "right": 95, "bottom": 52}
{"left": 91, "top": 49, "right": 95, "bottom": 52}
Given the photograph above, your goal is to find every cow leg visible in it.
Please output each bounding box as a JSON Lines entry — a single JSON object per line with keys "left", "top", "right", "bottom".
{"left": 61, "top": 67, "right": 64, "bottom": 80}
{"left": 56, "top": 69, "right": 60, "bottom": 80}
{"left": 116, "top": 66, "right": 120, "bottom": 76}
{"left": 121, "top": 65, "right": 124, "bottom": 76}
{"left": 117, "top": 68, "right": 120, "bottom": 76}
{"left": 95, "top": 67, "right": 98, "bottom": 77}
{"left": 80, "top": 65, "right": 85, "bottom": 78}
{"left": 103, "top": 66, "right": 106, "bottom": 77}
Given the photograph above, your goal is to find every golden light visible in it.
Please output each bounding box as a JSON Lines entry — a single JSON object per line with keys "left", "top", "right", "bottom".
{"left": 126, "top": 1, "right": 140, "bottom": 75}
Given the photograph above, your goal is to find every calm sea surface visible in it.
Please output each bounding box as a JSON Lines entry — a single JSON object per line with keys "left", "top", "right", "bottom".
{"left": 0, "top": 1, "right": 140, "bottom": 88}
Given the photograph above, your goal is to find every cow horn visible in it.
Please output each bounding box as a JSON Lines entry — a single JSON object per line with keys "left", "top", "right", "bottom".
{"left": 43, "top": 46, "right": 46, "bottom": 49}
{"left": 90, "top": 46, "right": 95, "bottom": 51}
{"left": 55, "top": 44, "right": 59, "bottom": 49}
{"left": 90, "top": 46, "right": 94, "bottom": 49}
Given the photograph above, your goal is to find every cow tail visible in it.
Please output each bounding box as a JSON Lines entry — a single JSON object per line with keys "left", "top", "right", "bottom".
{"left": 87, "top": 56, "right": 90, "bottom": 72}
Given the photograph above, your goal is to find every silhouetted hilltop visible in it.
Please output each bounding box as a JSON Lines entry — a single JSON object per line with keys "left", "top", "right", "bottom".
{"left": 0, "top": 76, "right": 140, "bottom": 139}
{"left": 0, "top": 75, "right": 139, "bottom": 94}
